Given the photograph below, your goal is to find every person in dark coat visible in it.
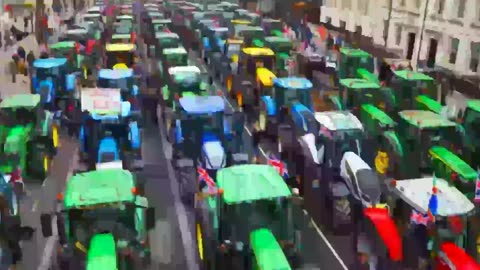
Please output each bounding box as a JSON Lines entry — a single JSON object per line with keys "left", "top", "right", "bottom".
{"left": 17, "top": 47, "right": 25, "bottom": 60}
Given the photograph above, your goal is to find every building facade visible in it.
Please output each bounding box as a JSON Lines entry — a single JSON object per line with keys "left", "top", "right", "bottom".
{"left": 320, "top": 0, "right": 480, "bottom": 77}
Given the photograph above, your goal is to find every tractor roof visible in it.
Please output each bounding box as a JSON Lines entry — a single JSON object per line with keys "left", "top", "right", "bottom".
{"left": 66, "top": 29, "right": 88, "bottom": 35}
{"left": 105, "top": 43, "right": 136, "bottom": 52}
{"left": 393, "top": 70, "right": 433, "bottom": 81}
{"left": 33, "top": 58, "right": 67, "bottom": 68}
{"left": 156, "top": 32, "right": 179, "bottom": 39}
{"left": 415, "top": 95, "right": 442, "bottom": 114}
{"left": 98, "top": 68, "right": 133, "bottom": 79}
{"left": 50, "top": 41, "right": 76, "bottom": 49}
{"left": 339, "top": 78, "right": 380, "bottom": 89}
{"left": 0, "top": 94, "right": 40, "bottom": 109}
{"left": 208, "top": 26, "right": 228, "bottom": 32}
{"left": 466, "top": 99, "right": 480, "bottom": 113}
{"left": 111, "top": 34, "right": 131, "bottom": 40}
{"left": 64, "top": 169, "right": 135, "bottom": 208}
{"left": 264, "top": 36, "right": 290, "bottom": 44}
{"left": 361, "top": 104, "right": 396, "bottom": 127}
{"left": 152, "top": 19, "right": 171, "bottom": 24}
{"left": 216, "top": 164, "right": 291, "bottom": 204}
{"left": 250, "top": 229, "right": 292, "bottom": 270}
{"left": 86, "top": 233, "right": 117, "bottom": 270}
{"left": 242, "top": 47, "right": 274, "bottom": 56}
{"left": 168, "top": 65, "right": 201, "bottom": 75}
{"left": 179, "top": 96, "right": 224, "bottom": 114}
{"left": 116, "top": 15, "right": 133, "bottom": 20}
{"left": 391, "top": 177, "right": 474, "bottom": 216}
{"left": 429, "top": 146, "right": 477, "bottom": 180}
{"left": 314, "top": 111, "right": 364, "bottom": 131}
{"left": 339, "top": 47, "right": 370, "bottom": 57}
{"left": 398, "top": 110, "right": 456, "bottom": 129}
{"left": 163, "top": 46, "right": 187, "bottom": 55}
{"left": 81, "top": 88, "right": 123, "bottom": 116}
{"left": 273, "top": 77, "right": 312, "bottom": 90}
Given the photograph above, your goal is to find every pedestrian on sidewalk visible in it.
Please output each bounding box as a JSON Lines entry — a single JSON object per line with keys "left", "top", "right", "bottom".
{"left": 23, "top": 10, "right": 29, "bottom": 33}
{"left": 9, "top": 57, "right": 17, "bottom": 83}
{"left": 4, "top": 28, "right": 13, "bottom": 52}
{"left": 29, "top": 11, "right": 34, "bottom": 33}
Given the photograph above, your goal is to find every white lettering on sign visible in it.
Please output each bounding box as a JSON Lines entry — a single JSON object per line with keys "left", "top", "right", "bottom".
{"left": 81, "top": 88, "right": 122, "bottom": 114}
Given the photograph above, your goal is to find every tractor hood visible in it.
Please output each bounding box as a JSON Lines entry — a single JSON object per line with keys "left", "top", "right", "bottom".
{"left": 86, "top": 233, "right": 117, "bottom": 270}
{"left": 363, "top": 208, "right": 402, "bottom": 262}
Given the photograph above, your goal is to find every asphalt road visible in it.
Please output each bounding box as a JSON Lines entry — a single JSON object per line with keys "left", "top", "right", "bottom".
{"left": 184, "top": 47, "right": 351, "bottom": 269}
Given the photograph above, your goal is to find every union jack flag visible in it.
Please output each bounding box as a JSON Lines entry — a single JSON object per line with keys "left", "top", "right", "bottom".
{"left": 410, "top": 209, "right": 430, "bottom": 226}
{"left": 197, "top": 167, "right": 217, "bottom": 193}
{"left": 267, "top": 154, "right": 289, "bottom": 178}
{"left": 474, "top": 173, "right": 480, "bottom": 202}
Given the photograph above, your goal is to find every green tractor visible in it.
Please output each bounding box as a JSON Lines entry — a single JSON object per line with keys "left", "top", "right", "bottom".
{"left": 338, "top": 48, "right": 374, "bottom": 80}
{"left": 153, "top": 32, "right": 181, "bottom": 58}
{"left": 389, "top": 70, "right": 437, "bottom": 110}
{"left": 157, "top": 46, "right": 189, "bottom": 82}
{"left": 0, "top": 94, "right": 58, "bottom": 180}
{"left": 39, "top": 168, "right": 155, "bottom": 269}
{"left": 195, "top": 164, "right": 299, "bottom": 269}
{"left": 264, "top": 36, "right": 294, "bottom": 76}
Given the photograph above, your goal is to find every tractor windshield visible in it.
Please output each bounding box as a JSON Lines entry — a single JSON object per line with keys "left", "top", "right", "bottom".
{"left": 36, "top": 67, "right": 61, "bottom": 81}
{"left": 213, "top": 30, "right": 228, "bottom": 40}
{"left": 159, "top": 37, "right": 180, "bottom": 49}
{"left": 67, "top": 204, "right": 135, "bottom": 246}
{"left": 0, "top": 108, "right": 37, "bottom": 126}
{"left": 317, "top": 129, "right": 363, "bottom": 168}
{"left": 224, "top": 43, "right": 241, "bottom": 57}
{"left": 165, "top": 53, "right": 188, "bottom": 67}
{"left": 98, "top": 77, "right": 132, "bottom": 92}
{"left": 464, "top": 108, "right": 480, "bottom": 140}
{"left": 106, "top": 51, "right": 134, "bottom": 69}
{"left": 221, "top": 198, "right": 289, "bottom": 243}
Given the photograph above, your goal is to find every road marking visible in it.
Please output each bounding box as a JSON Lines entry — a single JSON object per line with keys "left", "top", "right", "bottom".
{"left": 302, "top": 209, "right": 349, "bottom": 270}
{"left": 31, "top": 200, "right": 38, "bottom": 212}
{"left": 41, "top": 177, "right": 48, "bottom": 187}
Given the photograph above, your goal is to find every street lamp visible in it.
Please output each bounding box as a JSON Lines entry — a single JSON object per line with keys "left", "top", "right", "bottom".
{"left": 415, "top": 0, "right": 430, "bottom": 70}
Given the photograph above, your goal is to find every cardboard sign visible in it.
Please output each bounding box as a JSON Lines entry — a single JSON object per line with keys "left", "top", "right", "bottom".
{"left": 81, "top": 88, "right": 122, "bottom": 115}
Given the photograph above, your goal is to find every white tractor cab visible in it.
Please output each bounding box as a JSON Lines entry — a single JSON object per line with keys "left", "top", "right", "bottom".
{"left": 385, "top": 177, "right": 479, "bottom": 270}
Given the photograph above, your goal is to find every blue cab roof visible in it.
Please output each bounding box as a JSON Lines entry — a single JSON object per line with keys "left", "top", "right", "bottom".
{"left": 179, "top": 96, "right": 225, "bottom": 114}
{"left": 33, "top": 58, "right": 68, "bottom": 68}
{"left": 98, "top": 69, "right": 134, "bottom": 79}
{"left": 273, "top": 77, "right": 313, "bottom": 90}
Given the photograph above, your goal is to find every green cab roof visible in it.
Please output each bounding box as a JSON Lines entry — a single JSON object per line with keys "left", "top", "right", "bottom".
{"left": 398, "top": 110, "right": 456, "bottom": 129}
{"left": 415, "top": 95, "right": 442, "bottom": 114}
{"left": 466, "top": 99, "right": 480, "bottom": 113}
{"left": 64, "top": 169, "right": 135, "bottom": 208}
{"left": 50, "top": 41, "right": 76, "bottom": 49}
{"left": 112, "top": 34, "right": 131, "bottom": 39}
{"left": 0, "top": 94, "right": 40, "bottom": 109}
{"left": 361, "top": 104, "right": 395, "bottom": 127}
{"left": 394, "top": 70, "right": 434, "bottom": 81}
{"left": 216, "top": 164, "right": 291, "bottom": 204}
{"left": 250, "top": 228, "right": 292, "bottom": 270}
{"left": 339, "top": 47, "right": 370, "bottom": 57}
{"left": 339, "top": 78, "right": 380, "bottom": 89}
{"left": 429, "top": 146, "right": 477, "bottom": 180}
{"left": 264, "top": 36, "right": 290, "bottom": 44}
{"left": 86, "top": 233, "right": 117, "bottom": 270}
{"left": 163, "top": 46, "right": 187, "bottom": 55}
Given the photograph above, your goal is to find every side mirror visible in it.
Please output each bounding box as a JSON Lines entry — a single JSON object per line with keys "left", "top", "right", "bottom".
{"left": 40, "top": 213, "right": 53, "bottom": 237}
{"left": 146, "top": 207, "right": 155, "bottom": 230}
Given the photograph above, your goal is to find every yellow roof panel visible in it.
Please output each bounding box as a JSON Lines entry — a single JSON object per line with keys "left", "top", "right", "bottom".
{"left": 231, "top": 19, "right": 251, "bottom": 25}
{"left": 105, "top": 43, "right": 136, "bottom": 52}
{"left": 227, "top": 39, "right": 244, "bottom": 44}
{"left": 242, "top": 47, "right": 274, "bottom": 56}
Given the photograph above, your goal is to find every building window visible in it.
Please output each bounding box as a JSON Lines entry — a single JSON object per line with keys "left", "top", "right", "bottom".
{"left": 395, "top": 25, "right": 402, "bottom": 45}
{"left": 449, "top": 38, "right": 459, "bottom": 64}
{"left": 437, "top": 0, "right": 445, "bottom": 14}
{"left": 470, "top": 42, "right": 480, "bottom": 72}
{"left": 457, "top": 0, "right": 466, "bottom": 18}
{"left": 340, "top": 20, "right": 346, "bottom": 30}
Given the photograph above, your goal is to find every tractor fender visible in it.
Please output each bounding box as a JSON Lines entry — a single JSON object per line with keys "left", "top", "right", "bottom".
{"left": 128, "top": 121, "right": 141, "bottom": 150}
{"left": 260, "top": 96, "right": 276, "bottom": 116}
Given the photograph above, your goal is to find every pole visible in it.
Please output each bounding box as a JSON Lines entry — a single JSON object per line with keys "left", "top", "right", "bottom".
{"left": 415, "top": 0, "right": 430, "bottom": 70}
{"left": 383, "top": 0, "right": 393, "bottom": 46}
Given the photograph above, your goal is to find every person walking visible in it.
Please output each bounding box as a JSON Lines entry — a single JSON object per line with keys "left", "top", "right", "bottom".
{"left": 27, "top": 50, "right": 35, "bottom": 92}
{"left": 9, "top": 57, "right": 17, "bottom": 83}
{"left": 23, "top": 11, "right": 28, "bottom": 33}
{"left": 29, "top": 11, "right": 34, "bottom": 33}
{"left": 4, "top": 28, "right": 13, "bottom": 51}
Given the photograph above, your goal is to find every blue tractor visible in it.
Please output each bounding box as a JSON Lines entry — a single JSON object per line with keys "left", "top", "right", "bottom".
{"left": 32, "top": 58, "right": 78, "bottom": 112}
{"left": 97, "top": 68, "right": 141, "bottom": 114}
{"left": 171, "top": 96, "right": 247, "bottom": 178}
{"left": 78, "top": 89, "right": 142, "bottom": 171}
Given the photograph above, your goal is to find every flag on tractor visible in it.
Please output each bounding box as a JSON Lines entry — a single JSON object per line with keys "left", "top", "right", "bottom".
{"left": 197, "top": 167, "right": 217, "bottom": 193}
{"left": 427, "top": 174, "right": 438, "bottom": 222}
{"left": 267, "top": 154, "right": 289, "bottom": 178}
{"left": 474, "top": 171, "right": 480, "bottom": 202}
{"left": 410, "top": 209, "right": 429, "bottom": 226}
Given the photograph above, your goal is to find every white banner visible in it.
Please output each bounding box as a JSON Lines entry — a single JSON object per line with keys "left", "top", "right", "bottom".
{"left": 81, "top": 88, "right": 122, "bottom": 115}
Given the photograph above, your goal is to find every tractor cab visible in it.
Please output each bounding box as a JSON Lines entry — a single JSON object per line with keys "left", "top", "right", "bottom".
{"left": 390, "top": 70, "right": 437, "bottom": 110}
{"left": 32, "top": 58, "right": 74, "bottom": 104}
{"left": 415, "top": 94, "right": 443, "bottom": 114}
{"left": 97, "top": 69, "right": 139, "bottom": 106}
{"left": 338, "top": 48, "right": 374, "bottom": 80}
{"left": 158, "top": 46, "right": 189, "bottom": 79}
{"left": 105, "top": 43, "right": 136, "bottom": 69}
{"left": 264, "top": 36, "right": 293, "bottom": 73}
{"left": 233, "top": 9, "right": 260, "bottom": 25}
{"left": 459, "top": 100, "right": 480, "bottom": 165}
{"left": 115, "top": 14, "right": 134, "bottom": 30}
{"left": 385, "top": 177, "right": 478, "bottom": 270}
{"left": 195, "top": 164, "right": 297, "bottom": 269}
{"left": 151, "top": 18, "right": 172, "bottom": 32}
{"left": 338, "top": 78, "right": 386, "bottom": 115}
{"left": 49, "top": 41, "right": 78, "bottom": 64}
{"left": 230, "top": 47, "right": 275, "bottom": 108}
{"left": 385, "top": 110, "right": 458, "bottom": 179}
{"left": 79, "top": 88, "right": 141, "bottom": 170}
{"left": 0, "top": 94, "right": 57, "bottom": 179}
{"left": 233, "top": 25, "right": 265, "bottom": 47}
{"left": 155, "top": 32, "right": 181, "bottom": 56}
{"left": 39, "top": 169, "right": 155, "bottom": 268}
{"left": 81, "top": 13, "right": 101, "bottom": 24}
{"left": 65, "top": 29, "right": 89, "bottom": 45}
{"left": 262, "top": 18, "right": 283, "bottom": 36}
{"left": 205, "top": 26, "right": 229, "bottom": 54}
{"left": 173, "top": 96, "right": 229, "bottom": 172}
